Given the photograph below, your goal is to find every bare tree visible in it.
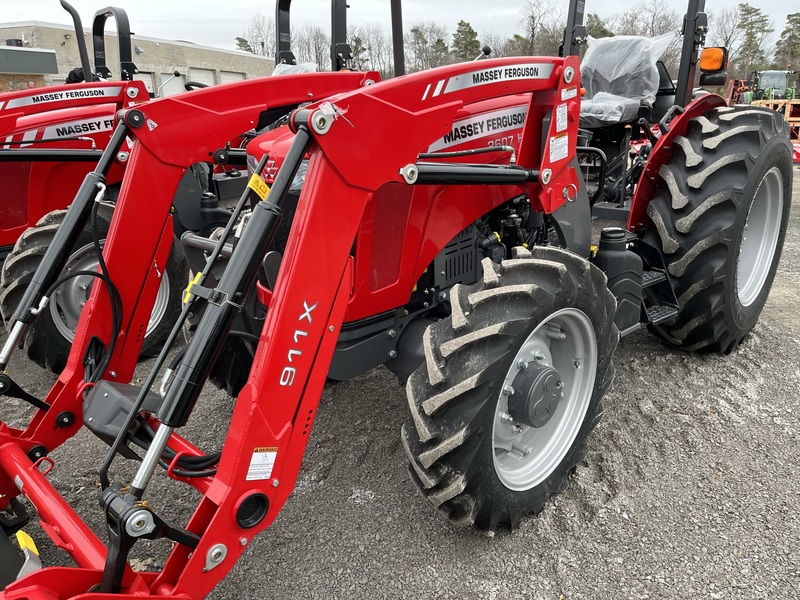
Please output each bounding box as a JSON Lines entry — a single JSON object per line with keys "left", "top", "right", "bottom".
{"left": 480, "top": 32, "right": 507, "bottom": 58}
{"left": 521, "top": 0, "right": 549, "bottom": 54}
{"left": 610, "top": 0, "right": 680, "bottom": 71}
{"left": 405, "top": 21, "right": 450, "bottom": 72}
{"left": 709, "top": 7, "right": 743, "bottom": 57}
{"left": 521, "top": 0, "right": 566, "bottom": 56}
{"left": 365, "top": 23, "right": 395, "bottom": 78}
{"left": 238, "top": 14, "right": 275, "bottom": 58}
{"left": 294, "top": 23, "right": 331, "bottom": 71}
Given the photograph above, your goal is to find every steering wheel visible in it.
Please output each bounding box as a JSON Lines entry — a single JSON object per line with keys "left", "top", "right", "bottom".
{"left": 184, "top": 81, "right": 209, "bottom": 91}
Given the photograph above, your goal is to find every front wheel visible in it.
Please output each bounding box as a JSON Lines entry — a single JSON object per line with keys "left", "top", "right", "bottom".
{"left": 0, "top": 210, "right": 186, "bottom": 373}
{"left": 402, "top": 246, "right": 618, "bottom": 533}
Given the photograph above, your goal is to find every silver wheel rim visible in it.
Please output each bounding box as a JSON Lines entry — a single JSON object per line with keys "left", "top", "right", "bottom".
{"left": 50, "top": 241, "right": 171, "bottom": 342}
{"left": 737, "top": 167, "right": 783, "bottom": 307}
{"left": 492, "top": 308, "right": 597, "bottom": 491}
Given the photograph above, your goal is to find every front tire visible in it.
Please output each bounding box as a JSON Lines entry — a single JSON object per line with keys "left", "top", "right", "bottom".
{"left": 0, "top": 210, "right": 186, "bottom": 373}
{"left": 644, "top": 106, "right": 793, "bottom": 353}
{"left": 402, "top": 246, "right": 618, "bottom": 533}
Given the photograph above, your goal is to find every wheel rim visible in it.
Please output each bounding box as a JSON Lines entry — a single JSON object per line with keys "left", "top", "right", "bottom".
{"left": 737, "top": 167, "right": 784, "bottom": 307}
{"left": 50, "top": 241, "right": 171, "bottom": 342}
{"left": 492, "top": 308, "right": 597, "bottom": 491}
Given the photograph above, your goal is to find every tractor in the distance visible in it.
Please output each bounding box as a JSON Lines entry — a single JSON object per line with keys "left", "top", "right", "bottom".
{"left": 0, "top": 0, "right": 792, "bottom": 598}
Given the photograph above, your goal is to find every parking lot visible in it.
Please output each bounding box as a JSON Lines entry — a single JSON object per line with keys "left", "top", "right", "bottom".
{"left": 2, "top": 167, "right": 798, "bottom": 599}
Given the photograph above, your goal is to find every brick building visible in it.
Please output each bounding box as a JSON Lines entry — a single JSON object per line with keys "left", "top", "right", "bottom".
{"left": 0, "top": 20, "right": 274, "bottom": 94}
{"left": 0, "top": 45, "right": 58, "bottom": 92}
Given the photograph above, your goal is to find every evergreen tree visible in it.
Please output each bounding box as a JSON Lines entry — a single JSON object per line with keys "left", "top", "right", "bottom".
{"left": 451, "top": 20, "right": 481, "bottom": 62}
{"left": 585, "top": 14, "right": 613, "bottom": 38}
{"left": 774, "top": 12, "right": 800, "bottom": 69}
{"left": 504, "top": 34, "right": 531, "bottom": 57}
{"left": 349, "top": 35, "right": 368, "bottom": 70}
{"left": 734, "top": 3, "right": 774, "bottom": 75}
{"left": 235, "top": 37, "right": 255, "bottom": 54}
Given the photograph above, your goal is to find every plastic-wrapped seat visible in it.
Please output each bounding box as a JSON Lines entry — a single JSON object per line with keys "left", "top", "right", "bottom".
{"left": 579, "top": 33, "right": 674, "bottom": 128}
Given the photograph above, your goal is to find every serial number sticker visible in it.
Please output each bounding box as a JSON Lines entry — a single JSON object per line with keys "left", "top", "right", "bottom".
{"left": 556, "top": 103, "right": 568, "bottom": 133}
{"left": 247, "top": 174, "right": 270, "bottom": 201}
{"left": 549, "top": 133, "right": 569, "bottom": 164}
{"left": 246, "top": 447, "right": 278, "bottom": 481}
{"left": 561, "top": 86, "right": 578, "bottom": 101}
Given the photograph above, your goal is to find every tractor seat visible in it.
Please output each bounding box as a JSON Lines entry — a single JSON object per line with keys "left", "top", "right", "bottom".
{"left": 579, "top": 34, "right": 674, "bottom": 128}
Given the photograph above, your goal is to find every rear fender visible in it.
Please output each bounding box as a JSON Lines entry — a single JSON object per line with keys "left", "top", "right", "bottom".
{"left": 627, "top": 93, "right": 726, "bottom": 231}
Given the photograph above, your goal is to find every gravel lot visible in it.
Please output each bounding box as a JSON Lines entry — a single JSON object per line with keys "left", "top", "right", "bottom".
{"left": 2, "top": 167, "right": 798, "bottom": 599}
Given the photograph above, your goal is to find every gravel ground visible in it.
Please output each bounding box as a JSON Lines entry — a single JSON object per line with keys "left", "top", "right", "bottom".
{"left": 1, "top": 167, "right": 798, "bottom": 599}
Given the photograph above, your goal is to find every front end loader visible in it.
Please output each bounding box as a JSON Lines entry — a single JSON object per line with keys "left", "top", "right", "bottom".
{"left": 0, "top": 0, "right": 792, "bottom": 597}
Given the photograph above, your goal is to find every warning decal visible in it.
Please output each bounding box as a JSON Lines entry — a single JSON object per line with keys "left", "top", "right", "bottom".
{"left": 247, "top": 174, "right": 270, "bottom": 201}
{"left": 561, "top": 86, "right": 578, "bottom": 101}
{"left": 246, "top": 447, "right": 278, "bottom": 481}
{"left": 556, "top": 103, "right": 568, "bottom": 133}
{"left": 549, "top": 133, "right": 569, "bottom": 164}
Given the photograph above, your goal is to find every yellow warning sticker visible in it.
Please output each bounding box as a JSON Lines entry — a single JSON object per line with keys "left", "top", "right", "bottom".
{"left": 247, "top": 174, "right": 270, "bottom": 201}
{"left": 183, "top": 272, "right": 202, "bottom": 304}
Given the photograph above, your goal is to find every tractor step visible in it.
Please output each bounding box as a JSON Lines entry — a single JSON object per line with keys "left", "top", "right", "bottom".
{"left": 641, "top": 269, "right": 667, "bottom": 288}
{"left": 646, "top": 304, "right": 679, "bottom": 325}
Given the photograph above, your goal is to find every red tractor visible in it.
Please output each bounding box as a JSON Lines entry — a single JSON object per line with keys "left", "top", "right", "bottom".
{"left": 0, "top": 0, "right": 792, "bottom": 597}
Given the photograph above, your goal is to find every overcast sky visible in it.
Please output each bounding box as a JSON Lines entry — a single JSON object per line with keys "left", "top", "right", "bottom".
{"left": 1, "top": 0, "right": 796, "bottom": 52}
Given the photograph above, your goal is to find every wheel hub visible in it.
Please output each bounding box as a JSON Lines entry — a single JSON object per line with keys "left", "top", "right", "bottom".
{"left": 507, "top": 362, "right": 563, "bottom": 428}
{"left": 492, "top": 307, "right": 598, "bottom": 492}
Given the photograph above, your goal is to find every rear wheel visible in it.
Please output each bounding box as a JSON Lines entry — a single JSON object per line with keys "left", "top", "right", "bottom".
{"left": 402, "top": 246, "right": 618, "bottom": 533}
{"left": 644, "top": 106, "right": 793, "bottom": 353}
{"left": 0, "top": 210, "right": 186, "bottom": 373}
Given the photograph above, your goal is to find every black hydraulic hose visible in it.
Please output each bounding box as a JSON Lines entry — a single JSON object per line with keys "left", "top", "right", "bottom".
{"left": 87, "top": 200, "right": 123, "bottom": 383}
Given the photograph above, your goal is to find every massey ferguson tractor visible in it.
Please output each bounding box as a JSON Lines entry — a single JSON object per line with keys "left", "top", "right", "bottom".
{"left": 0, "top": 0, "right": 792, "bottom": 597}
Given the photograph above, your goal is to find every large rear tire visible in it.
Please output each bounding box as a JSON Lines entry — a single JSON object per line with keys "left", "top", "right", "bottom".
{"left": 0, "top": 210, "right": 186, "bottom": 373}
{"left": 644, "top": 106, "right": 793, "bottom": 353}
{"left": 402, "top": 246, "right": 618, "bottom": 533}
